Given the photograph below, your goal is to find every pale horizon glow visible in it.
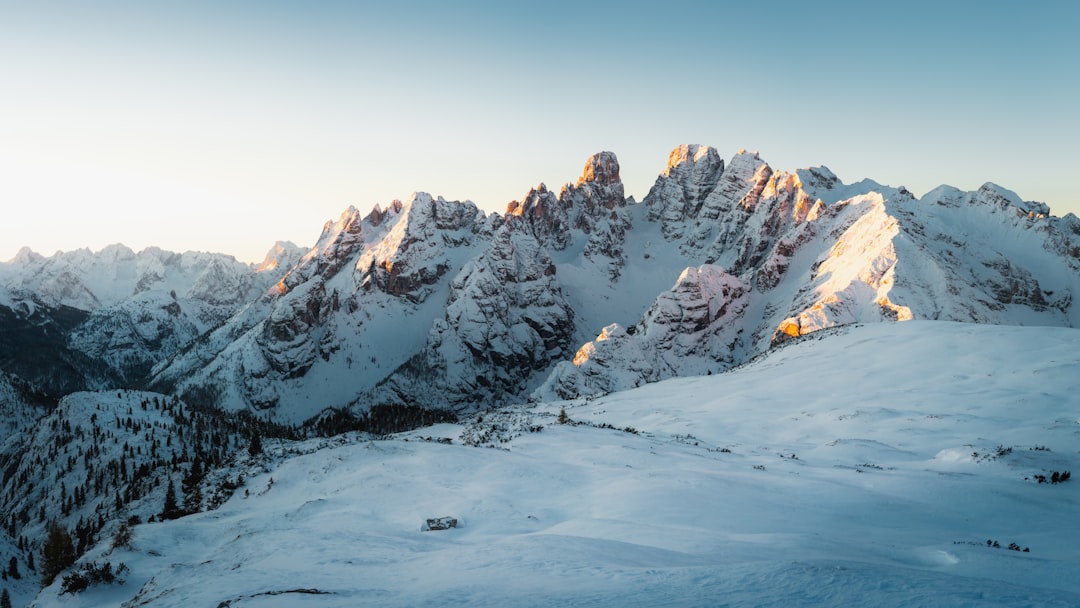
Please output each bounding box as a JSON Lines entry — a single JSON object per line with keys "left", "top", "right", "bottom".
{"left": 2, "top": 2, "right": 1077, "bottom": 264}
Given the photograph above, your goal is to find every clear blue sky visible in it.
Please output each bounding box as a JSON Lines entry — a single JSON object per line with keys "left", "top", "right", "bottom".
{"left": 2, "top": 1, "right": 1077, "bottom": 263}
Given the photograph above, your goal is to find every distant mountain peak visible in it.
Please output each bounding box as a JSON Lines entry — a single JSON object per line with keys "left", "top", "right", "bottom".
{"left": 9, "top": 245, "right": 43, "bottom": 265}
{"left": 256, "top": 241, "right": 305, "bottom": 273}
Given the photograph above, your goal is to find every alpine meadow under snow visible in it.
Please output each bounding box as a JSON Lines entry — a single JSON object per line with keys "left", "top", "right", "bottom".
{"left": 1, "top": 145, "right": 1079, "bottom": 607}
{"left": 25, "top": 322, "right": 1080, "bottom": 607}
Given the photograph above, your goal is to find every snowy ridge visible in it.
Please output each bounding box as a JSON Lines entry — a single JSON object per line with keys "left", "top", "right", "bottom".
{"left": 26, "top": 322, "right": 1080, "bottom": 607}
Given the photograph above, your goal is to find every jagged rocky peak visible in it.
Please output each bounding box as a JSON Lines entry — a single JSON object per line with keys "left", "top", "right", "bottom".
{"left": 974, "top": 182, "right": 1050, "bottom": 217}
{"left": 278, "top": 206, "right": 368, "bottom": 292}
{"left": 508, "top": 151, "right": 624, "bottom": 223}
{"left": 578, "top": 150, "right": 622, "bottom": 188}
{"left": 561, "top": 151, "right": 626, "bottom": 215}
{"left": 922, "top": 182, "right": 1051, "bottom": 218}
{"left": 793, "top": 166, "right": 841, "bottom": 200}
{"left": 758, "top": 169, "right": 825, "bottom": 225}
{"left": 506, "top": 183, "right": 554, "bottom": 218}
{"left": 373, "top": 223, "right": 577, "bottom": 408}
{"left": 535, "top": 264, "right": 750, "bottom": 400}
{"left": 309, "top": 206, "right": 365, "bottom": 258}
{"left": 97, "top": 243, "right": 138, "bottom": 263}
{"left": 665, "top": 144, "right": 725, "bottom": 180}
{"left": 186, "top": 257, "right": 253, "bottom": 305}
{"left": 501, "top": 152, "right": 632, "bottom": 262}
{"left": 365, "top": 199, "right": 405, "bottom": 227}
{"left": 505, "top": 183, "right": 572, "bottom": 249}
{"left": 645, "top": 144, "right": 726, "bottom": 232}
{"left": 388, "top": 192, "right": 485, "bottom": 238}
{"left": 353, "top": 193, "right": 485, "bottom": 301}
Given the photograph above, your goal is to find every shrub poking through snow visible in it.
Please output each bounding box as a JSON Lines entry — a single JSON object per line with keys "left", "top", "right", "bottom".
{"left": 111, "top": 523, "right": 133, "bottom": 550}
{"left": 59, "top": 561, "right": 128, "bottom": 594}
{"left": 1032, "top": 471, "right": 1071, "bottom": 484}
{"left": 986, "top": 539, "right": 1030, "bottom": 552}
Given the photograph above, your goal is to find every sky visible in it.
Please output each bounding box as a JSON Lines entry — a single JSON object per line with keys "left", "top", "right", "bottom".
{"left": 1, "top": 1, "right": 1077, "bottom": 264}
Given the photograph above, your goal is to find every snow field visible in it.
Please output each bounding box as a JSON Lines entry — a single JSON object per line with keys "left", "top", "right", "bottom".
{"left": 31, "top": 321, "right": 1080, "bottom": 607}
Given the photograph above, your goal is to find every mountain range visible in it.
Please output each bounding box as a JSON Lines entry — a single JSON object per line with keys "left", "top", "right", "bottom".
{"left": 2, "top": 145, "right": 1077, "bottom": 422}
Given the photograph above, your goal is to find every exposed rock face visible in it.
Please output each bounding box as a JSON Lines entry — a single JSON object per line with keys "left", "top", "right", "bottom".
{"left": 646, "top": 144, "right": 726, "bottom": 238}
{"left": 277, "top": 206, "right": 367, "bottom": 293}
{"left": 506, "top": 184, "right": 570, "bottom": 249}
{"left": 355, "top": 194, "right": 485, "bottom": 302}
{"left": 148, "top": 193, "right": 495, "bottom": 416}
{"left": 578, "top": 150, "right": 622, "bottom": 188}
{"left": 372, "top": 224, "right": 575, "bottom": 409}
{"left": 559, "top": 152, "right": 633, "bottom": 279}
{"left": 539, "top": 265, "right": 748, "bottom": 399}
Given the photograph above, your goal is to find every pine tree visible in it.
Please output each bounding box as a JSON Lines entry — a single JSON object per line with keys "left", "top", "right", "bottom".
{"left": 112, "top": 523, "right": 134, "bottom": 550}
{"left": 248, "top": 433, "right": 262, "bottom": 458}
{"left": 5, "top": 557, "right": 15, "bottom": 580}
{"left": 1, "top": 587, "right": 11, "bottom": 608}
{"left": 182, "top": 457, "right": 203, "bottom": 514}
{"left": 558, "top": 408, "right": 570, "bottom": 425}
{"left": 161, "top": 479, "right": 181, "bottom": 520}
{"left": 41, "top": 521, "right": 75, "bottom": 586}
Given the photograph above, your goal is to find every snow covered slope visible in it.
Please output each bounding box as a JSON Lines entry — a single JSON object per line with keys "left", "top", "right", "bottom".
{"left": 0, "top": 388, "right": 298, "bottom": 608}
{"left": 28, "top": 321, "right": 1080, "bottom": 607}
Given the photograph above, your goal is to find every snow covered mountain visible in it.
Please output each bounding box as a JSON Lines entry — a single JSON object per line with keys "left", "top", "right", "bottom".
{"left": 24, "top": 321, "right": 1080, "bottom": 607}
{"left": 536, "top": 146, "right": 1080, "bottom": 399}
{"left": 2, "top": 145, "right": 1077, "bottom": 421}
{"left": 0, "top": 243, "right": 302, "bottom": 394}
{"left": 163, "top": 146, "right": 1080, "bottom": 418}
